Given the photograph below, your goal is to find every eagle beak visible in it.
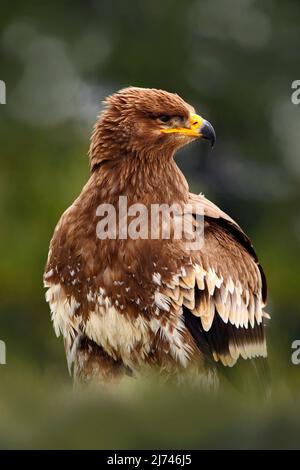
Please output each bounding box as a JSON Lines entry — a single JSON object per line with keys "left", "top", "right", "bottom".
{"left": 161, "top": 113, "right": 216, "bottom": 147}
{"left": 190, "top": 114, "right": 216, "bottom": 148}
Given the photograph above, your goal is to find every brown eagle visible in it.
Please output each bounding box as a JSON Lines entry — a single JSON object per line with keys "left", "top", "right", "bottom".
{"left": 44, "top": 87, "right": 268, "bottom": 386}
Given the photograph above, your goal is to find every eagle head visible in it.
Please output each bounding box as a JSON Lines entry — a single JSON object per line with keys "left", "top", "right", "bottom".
{"left": 89, "top": 87, "right": 216, "bottom": 170}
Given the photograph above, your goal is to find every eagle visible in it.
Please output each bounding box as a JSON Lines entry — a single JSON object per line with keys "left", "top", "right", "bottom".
{"left": 44, "top": 87, "right": 269, "bottom": 387}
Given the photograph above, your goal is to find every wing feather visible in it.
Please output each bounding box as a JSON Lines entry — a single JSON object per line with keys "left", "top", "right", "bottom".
{"left": 158, "top": 193, "right": 269, "bottom": 366}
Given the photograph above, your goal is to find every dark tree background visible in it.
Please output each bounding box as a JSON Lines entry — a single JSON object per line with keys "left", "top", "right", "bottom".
{"left": 0, "top": 0, "right": 300, "bottom": 449}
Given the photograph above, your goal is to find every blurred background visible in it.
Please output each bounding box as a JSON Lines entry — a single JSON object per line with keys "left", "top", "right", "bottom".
{"left": 0, "top": 0, "right": 300, "bottom": 449}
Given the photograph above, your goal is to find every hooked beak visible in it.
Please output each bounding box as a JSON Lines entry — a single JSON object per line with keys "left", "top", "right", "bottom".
{"left": 190, "top": 114, "right": 216, "bottom": 147}
{"left": 161, "top": 113, "right": 216, "bottom": 148}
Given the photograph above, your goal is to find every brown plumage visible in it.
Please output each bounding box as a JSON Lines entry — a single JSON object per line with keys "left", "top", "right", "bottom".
{"left": 44, "top": 87, "right": 269, "bottom": 387}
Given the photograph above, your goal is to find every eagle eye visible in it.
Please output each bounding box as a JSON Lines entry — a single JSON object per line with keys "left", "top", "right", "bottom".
{"left": 157, "top": 115, "right": 171, "bottom": 124}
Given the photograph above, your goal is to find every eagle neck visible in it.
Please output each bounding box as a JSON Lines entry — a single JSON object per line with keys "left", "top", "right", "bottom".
{"left": 93, "top": 154, "right": 189, "bottom": 206}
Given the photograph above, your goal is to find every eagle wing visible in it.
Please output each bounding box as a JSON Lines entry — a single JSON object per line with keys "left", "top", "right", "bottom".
{"left": 157, "top": 192, "right": 268, "bottom": 367}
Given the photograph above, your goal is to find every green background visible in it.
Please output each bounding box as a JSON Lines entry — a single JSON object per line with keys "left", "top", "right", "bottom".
{"left": 0, "top": 0, "right": 300, "bottom": 449}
